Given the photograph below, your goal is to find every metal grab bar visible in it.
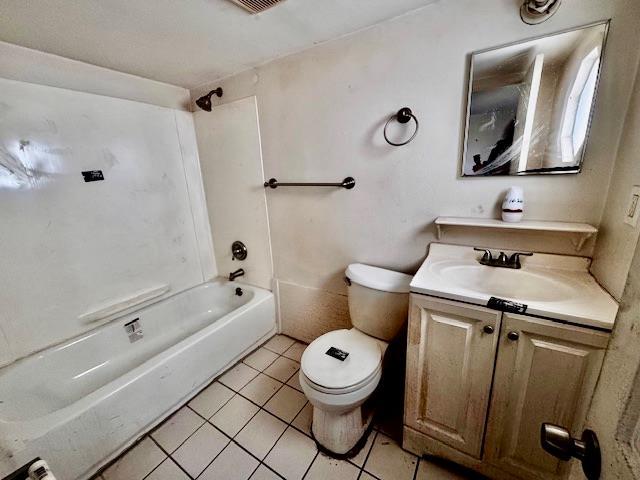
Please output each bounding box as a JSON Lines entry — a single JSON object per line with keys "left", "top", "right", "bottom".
{"left": 264, "top": 177, "right": 356, "bottom": 190}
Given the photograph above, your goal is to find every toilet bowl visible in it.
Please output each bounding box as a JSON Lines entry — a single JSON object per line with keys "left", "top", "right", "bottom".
{"left": 299, "top": 263, "right": 412, "bottom": 456}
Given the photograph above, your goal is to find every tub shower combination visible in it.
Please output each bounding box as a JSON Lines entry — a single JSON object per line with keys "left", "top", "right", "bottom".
{"left": 0, "top": 280, "right": 276, "bottom": 480}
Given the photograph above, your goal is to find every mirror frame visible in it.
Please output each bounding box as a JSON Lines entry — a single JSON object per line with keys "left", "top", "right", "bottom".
{"left": 460, "top": 20, "right": 611, "bottom": 177}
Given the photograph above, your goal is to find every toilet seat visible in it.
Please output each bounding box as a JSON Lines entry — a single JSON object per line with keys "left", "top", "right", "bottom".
{"left": 300, "top": 363, "right": 381, "bottom": 395}
{"left": 301, "top": 329, "right": 382, "bottom": 393}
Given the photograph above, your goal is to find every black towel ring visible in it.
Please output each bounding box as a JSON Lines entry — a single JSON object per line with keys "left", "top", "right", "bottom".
{"left": 383, "top": 107, "right": 419, "bottom": 146}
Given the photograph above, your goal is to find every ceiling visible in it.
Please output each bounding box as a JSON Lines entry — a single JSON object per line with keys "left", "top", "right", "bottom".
{"left": 0, "top": 0, "right": 438, "bottom": 89}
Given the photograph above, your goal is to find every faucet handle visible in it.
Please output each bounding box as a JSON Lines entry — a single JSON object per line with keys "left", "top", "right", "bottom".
{"left": 474, "top": 248, "right": 492, "bottom": 262}
{"left": 509, "top": 251, "right": 533, "bottom": 268}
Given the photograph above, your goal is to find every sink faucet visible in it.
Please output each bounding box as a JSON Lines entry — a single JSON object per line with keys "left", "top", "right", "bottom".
{"left": 474, "top": 248, "right": 533, "bottom": 269}
{"left": 229, "top": 268, "right": 245, "bottom": 281}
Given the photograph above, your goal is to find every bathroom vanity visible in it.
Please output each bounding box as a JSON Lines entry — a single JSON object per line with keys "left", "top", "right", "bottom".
{"left": 403, "top": 244, "right": 618, "bottom": 480}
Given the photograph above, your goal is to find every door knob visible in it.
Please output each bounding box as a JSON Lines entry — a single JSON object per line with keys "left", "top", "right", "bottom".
{"left": 541, "top": 423, "right": 601, "bottom": 480}
{"left": 507, "top": 331, "right": 520, "bottom": 341}
{"left": 483, "top": 325, "right": 495, "bottom": 334}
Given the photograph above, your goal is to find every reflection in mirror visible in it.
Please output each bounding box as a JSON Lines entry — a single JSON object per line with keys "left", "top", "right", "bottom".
{"left": 462, "top": 22, "right": 608, "bottom": 176}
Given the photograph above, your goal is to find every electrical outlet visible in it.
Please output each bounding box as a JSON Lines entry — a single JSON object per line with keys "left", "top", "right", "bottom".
{"left": 624, "top": 185, "right": 640, "bottom": 227}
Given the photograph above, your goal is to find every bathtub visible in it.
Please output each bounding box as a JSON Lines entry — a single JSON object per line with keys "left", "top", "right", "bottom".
{"left": 0, "top": 280, "right": 276, "bottom": 480}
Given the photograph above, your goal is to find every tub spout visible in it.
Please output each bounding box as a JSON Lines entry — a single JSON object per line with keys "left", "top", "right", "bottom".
{"left": 229, "top": 268, "right": 245, "bottom": 281}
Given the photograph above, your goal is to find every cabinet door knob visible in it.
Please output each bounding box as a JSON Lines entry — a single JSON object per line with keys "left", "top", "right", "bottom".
{"left": 483, "top": 325, "right": 495, "bottom": 334}
{"left": 507, "top": 331, "right": 520, "bottom": 341}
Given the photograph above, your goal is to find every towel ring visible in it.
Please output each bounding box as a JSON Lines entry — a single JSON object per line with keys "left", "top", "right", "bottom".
{"left": 384, "top": 107, "right": 419, "bottom": 146}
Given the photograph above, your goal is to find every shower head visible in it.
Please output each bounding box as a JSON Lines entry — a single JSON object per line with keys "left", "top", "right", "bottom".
{"left": 521, "top": 0, "right": 561, "bottom": 24}
{"left": 195, "top": 88, "right": 223, "bottom": 112}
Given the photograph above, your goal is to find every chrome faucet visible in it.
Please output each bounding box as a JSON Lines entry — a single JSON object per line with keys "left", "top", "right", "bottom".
{"left": 474, "top": 248, "right": 533, "bottom": 269}
{"left": 229, "top": 268, "right": 245, "bottom": 281}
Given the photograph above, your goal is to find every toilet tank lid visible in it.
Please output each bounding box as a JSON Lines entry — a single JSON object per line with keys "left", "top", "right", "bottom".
{"left": 345, "top": 264, "right": 412, "bottom": 293}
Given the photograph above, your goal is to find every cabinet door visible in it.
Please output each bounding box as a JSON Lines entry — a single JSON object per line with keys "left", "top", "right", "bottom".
{"left": 485, "top": 313, "right": 609, "bottom": 480}
{"left": 405, "top": 295, "right": 501, "bottom": 458}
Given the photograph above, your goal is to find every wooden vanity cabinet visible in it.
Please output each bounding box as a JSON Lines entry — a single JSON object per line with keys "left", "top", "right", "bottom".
{"left": 404, "top": 295, "right": 610, "bottom": 480}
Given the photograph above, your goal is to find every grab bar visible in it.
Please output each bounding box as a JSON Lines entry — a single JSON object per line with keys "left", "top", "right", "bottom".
{"left": 78, "top": 284, "right": 170, "bottom": 324}
{"left": 264, "top": 177, "right": 356, "bottom": 190}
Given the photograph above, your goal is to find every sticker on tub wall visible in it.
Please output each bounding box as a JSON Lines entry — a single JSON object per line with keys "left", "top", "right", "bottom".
{"left": 82, "top": 170, "right": 104, "bottom": 182}
{"left": 325, "top": 347, "right": 349, "bottom": 361}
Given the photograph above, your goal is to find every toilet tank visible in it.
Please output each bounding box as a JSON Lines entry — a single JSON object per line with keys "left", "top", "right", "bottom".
{"left": 345, "top": 264, "right": 412, "bottom": 341}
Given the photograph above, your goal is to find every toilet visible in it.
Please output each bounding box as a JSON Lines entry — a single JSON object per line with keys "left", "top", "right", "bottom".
{"left": 299, "top": 263, "right": 412, "bottom": 456}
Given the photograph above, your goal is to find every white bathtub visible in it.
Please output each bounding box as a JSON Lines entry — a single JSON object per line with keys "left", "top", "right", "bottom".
{"left": 0, "top": 280, "right": 276, "bottom": 480}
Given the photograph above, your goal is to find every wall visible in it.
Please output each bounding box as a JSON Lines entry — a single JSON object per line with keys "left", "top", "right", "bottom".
{"left": 194, "top": 97, "right": 273, "bottom": 291}
{"left": 569, "top": 237, "right": 640, "bottom": 480}
{"left": 0, "top": 41, "right": 190, "bottom": 110}
{"left": 192, "top": 0, "right": 640, "bottom": 341}
{"left": 0, "top": 76, "right": 214, "bottom": 366}
{"left": 591, "top": 62, "right": 640, "bottom": 300}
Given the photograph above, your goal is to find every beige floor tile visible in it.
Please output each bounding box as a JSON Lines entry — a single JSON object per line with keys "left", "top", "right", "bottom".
{"left": 145, "top": 458, "right": 189, "bottom": 480}
{"left": 235, "top": 410, "right": 288, "bottom": 460}
{"left": 151, "top": 407, "right": 204, "bottom": 453}
{"left": 286, "top": 371, "right": 303, "bottom": 391}
{"left": 250, "top": 464, "right": 282, "bottom": 480}
{"left": 219, "top": 363, "right": 260, "bottom": 391}
{"left": 264, "top": 427, "right": 317, "bottom": 480}
{"left": 103, "top": 437, "right": 165, "bottom": 480}
{"left": 264, "top": 385, "right": 307, "bottom": 422}
{"left": 240, "top": 372, "right": 283, "bottom": 405}
{"left": 291, "top": 402, "right": 312, "bottom": 437}
{"left": 211, "top": 394, "right": 259, "bottom": 436}
{"left": 263, "top": 334, "right": 296, "bottom": 354}
{"left": 172, "top": 423, "right": 229, "bottom": 477}
{"left": 188, "top": 381, "right": 234, "bottom": 418}
{"left": 364, "top": 433, "right": 418, "bottom": 480}
{"left": 415, "top": 458, "right": 474, "bottom": 480}
{"left": 350, "top": 430, "right": 376, "bottom": 467}
{"left": 243, "top": 347, "right": 279, "bottom": 371}
{"left": 359, "top": 473, "right": 378, "bottom": 480}
{"left": 282, "top": 342, "right": 306, "bottom": 362}
{"left": 305, "top": 452, "right": 360, "bottom": 480}
{"left": 218, "top": 362, "right": 259, "bottom": 392}
{"left": 264, "top": 356, "right": 299, "bottom": 382}
{"left": 198, "top": 442, "right": 259, "bottom": 480}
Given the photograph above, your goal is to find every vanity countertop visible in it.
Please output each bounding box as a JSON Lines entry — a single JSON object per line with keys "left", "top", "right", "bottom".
{"left": 411, "top": 243, "right": 619, "bottom": 330}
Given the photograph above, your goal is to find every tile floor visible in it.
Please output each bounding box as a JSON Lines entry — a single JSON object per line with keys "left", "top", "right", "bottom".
{"left": 94, "top": 335, "right": 473, "bottom": 480}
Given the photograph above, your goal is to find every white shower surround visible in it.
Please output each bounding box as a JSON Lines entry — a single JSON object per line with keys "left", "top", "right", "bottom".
{"left": 0, "top": 280, "right": 276, "bottom": 480}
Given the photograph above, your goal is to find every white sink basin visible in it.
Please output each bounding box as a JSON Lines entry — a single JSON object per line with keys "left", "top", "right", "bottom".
{"left": 411, "top": 244, "right": 619, "bottom": 329}
{"left": 428, "top": 260, "right": 580, "bottom": 303}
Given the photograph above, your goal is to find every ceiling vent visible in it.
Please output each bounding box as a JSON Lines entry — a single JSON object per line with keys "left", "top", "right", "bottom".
{"left": 227, "top": 0, "right": 286, "bottom": 14}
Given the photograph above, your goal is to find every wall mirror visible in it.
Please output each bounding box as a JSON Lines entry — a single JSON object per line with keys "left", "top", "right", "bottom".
{"left": 461, "top": 22, "right": 609, "bottom": 176}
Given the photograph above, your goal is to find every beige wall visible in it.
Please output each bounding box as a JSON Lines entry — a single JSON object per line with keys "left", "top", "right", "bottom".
{"left": 570, "top": 236, "right": 640, "bottom": 479}
{"left": 194, "top": 97, "right": 274, "bottom": 291}
{"left": 591, "top": 62, "right": 640, "bottom": 300}
{"left": 0, "top": 41, "right": 190, "bottom": 110}
{"left": 192, "top": 0, "right": 640, "bottom": 340}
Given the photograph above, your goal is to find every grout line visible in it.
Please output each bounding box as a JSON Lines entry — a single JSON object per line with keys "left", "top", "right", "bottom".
{"left": 412, "top": 456, "right": 420, "bottom": 480}
{"left": 242, "top": 346, "right": 282, "bottom": 372}
{"left": 358, "top": 430, "right": 379, "bottom": 479}
{"left": 300, "top": 450, "right": 320, "bottom": 479}
{"left": 254, "top": 461, "right": 286, "bottom": 479}
{"left": 191, "top": 433, "right": 232, "bottom": 479}
{"left": 147, "top": 436, "right": 194, "bottom": 480}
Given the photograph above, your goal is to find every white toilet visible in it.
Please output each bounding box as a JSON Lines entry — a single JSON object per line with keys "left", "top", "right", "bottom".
{"left": 299, "top": 263, "right": 412, "bottom": 456}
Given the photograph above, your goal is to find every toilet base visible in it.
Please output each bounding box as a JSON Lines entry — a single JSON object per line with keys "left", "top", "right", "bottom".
{"left": 310, "top": 401, "right": 375, "bottom": 457}
{"left": 311, "top": 418, "right": 376, "bottom": 460}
